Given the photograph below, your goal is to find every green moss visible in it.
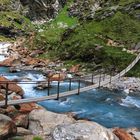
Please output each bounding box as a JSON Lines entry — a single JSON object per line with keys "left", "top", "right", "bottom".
{"left": 119, "top": 0, "right": 140, "bottom": 6}
{"left": 0, "top": 0, "right": 10, "bottom": 5}
{"left": 33, "top": 137, "right": 43, "bottom": 140}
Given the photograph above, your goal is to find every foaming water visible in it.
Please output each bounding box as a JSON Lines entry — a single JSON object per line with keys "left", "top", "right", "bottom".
{"left": 0, "top": 55, "right": 6, "bottom": 61}
{"left": 1, "top": 66, "right": 140, "bottom": 128}
{"left": 121, "top": 96, "right": 140, "bottom": 108}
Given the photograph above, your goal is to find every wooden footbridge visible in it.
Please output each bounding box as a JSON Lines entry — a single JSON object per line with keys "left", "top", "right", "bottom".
{"left": 0, "top": 53, "right": 140, "bottom": 107}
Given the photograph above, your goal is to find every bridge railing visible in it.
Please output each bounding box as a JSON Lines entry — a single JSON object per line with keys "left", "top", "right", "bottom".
{"left": 0, "top": 70, "right": 107, "bottom": 107}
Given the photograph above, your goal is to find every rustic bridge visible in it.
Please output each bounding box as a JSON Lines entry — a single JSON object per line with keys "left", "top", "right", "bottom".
{"left": 0, "top": 53, "right": 140, "bottom": 107}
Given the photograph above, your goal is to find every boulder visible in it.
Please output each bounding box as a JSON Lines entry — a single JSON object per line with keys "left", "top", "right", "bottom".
{"left": 8, "top": 92, "right": 22, "bottom": 100}
{"left": 127, "top": 128, "right": 140, "bottom": 140}
{"left": 16, "top": 127, "right": 32, "bottom": 136}
{"left": 34, "top": 81, "right": 51, "bottom": 90}
{"left": 0, "top": 114, "right": 17, "bottom": 139}
{"left": 9, "top": 67, "right": 19, "bottom": 73}
{"left": 52, "top": 120, "right": 119, "bottom": 140}
{"left": 19, "top": 103, "right": 41, "bottom": 113}
{"left": 13, "top": 114, "right": 29, "bottom": 128}
{"left": 5, "top": 106, "right": 18, "bottom": 114}
{"left": 29, "top": 109, "right": 75, "bottom": 135}
{"left": 113, "top": 128, "right": 134, "bottom": 140}
{"left": 29, "top": 50, "right": 44, "bottom": 57}
{"left": 0, "top": 93, "right": 5, "bottom": 101}
{"left": 69, "top": 64, "right": 80, "bottom": 73}
{"left": 20, "top": 0, "right": 66, "bottom": 21}
{"left": 0, "top": 76, "right": 24, "bottom": 96}
{"left": 24, "top": 57, "right": 40, "bottom": 66}
{"left": 49, "top": 73, "right": 66, "bottom": 81}
{"left": 0, "top": 57, "right": 20, "bottom": 66}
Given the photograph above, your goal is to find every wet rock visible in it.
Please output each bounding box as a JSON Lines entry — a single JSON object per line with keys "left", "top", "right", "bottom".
{"left": 34, "top": 81, "right": 51, "bottom": 90}
{"left": 29, "top": 109, "right": 75, "bottom": 135}
{"left": 13, "top": 114, "right": 29, "bottom": 128}
{"left": 0, "top": 114, "right": 17, "bottom": 139}
{"left": 9, "top": 67, "right": 19, "bottom": 73}
{"left": 52, "top": 120, "right": 119, "bottom": 140}
{"left": 113, "top": 128, "right": 134, "bottom": 140}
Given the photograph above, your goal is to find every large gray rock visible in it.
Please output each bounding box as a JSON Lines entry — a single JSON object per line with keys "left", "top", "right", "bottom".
{"left": 52, "top": 120, "right": 119, "bottom": 140}
{"left": 13, "top": 114, "right": 29, "bottom": 128}
{"left": 20, "top": 0, "right": 66, "bottom": 21}
{"left": 16, "top": 127, "right": 32, "bottom": 136}
{"left": 0, "top": 114, "right": 17, "bottom": 139}
{"left": 68, "top": 0, "right": 101, "bottom": 20}
{"left": 29, "top": 109, "right": 75, "bottom": 135}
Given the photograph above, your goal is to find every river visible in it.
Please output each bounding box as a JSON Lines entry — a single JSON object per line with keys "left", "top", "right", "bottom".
{"left": 1, "top": 43, "right": 140, "bottom": 128}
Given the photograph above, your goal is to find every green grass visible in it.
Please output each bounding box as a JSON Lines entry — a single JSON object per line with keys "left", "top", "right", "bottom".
{"left": 33, "top": 137, "right": 43, "bottom": 140}
{"left": 0, "top": 0, "right": 10, "bottom": 5}
{"left": 119, "top": 0, "right": 140, "bottom": 6}
{"left": 33, "top": 1, "right": 78, "bottom": 49}
{"left": 0, "top": 11, "right": 35, "bottom": 41}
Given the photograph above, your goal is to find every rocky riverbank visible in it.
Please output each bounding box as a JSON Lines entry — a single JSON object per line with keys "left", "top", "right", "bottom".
{"left": 105, "top": 77, "right": 140, "bottom": 94}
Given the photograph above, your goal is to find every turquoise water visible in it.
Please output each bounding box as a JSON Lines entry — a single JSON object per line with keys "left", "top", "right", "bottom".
{"left": 1, "top": 66, "right": 140, "bottom": 128}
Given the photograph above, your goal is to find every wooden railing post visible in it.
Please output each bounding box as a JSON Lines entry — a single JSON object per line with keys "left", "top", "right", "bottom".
{"left": 48, "top": 78, "right": 50, "bottom": 96}
{"left": 69, "top": 78, "right": 72, "bottom": 91}
{"left": 77, "top": 79, "right": 81, "bottom": 95}
{"left": 99, "top": 70, "right": 102, "bottom": 88}
{"left": 56, "top": 73, "right": 60, "bottom": 100}
{"left": 5, "top": 82, "right": 8, "bottom": 108}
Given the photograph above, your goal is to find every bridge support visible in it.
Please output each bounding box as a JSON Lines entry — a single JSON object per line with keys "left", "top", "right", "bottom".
{"left": 69, "top": 78, "right": 72, "bottom": 91}
{"left": 5, "top": 83, "right": 8, "bottom": 108}
{"left": 56, "top": 73, "right": 60, "bottom": 100}
{"left": 98, "top": 70, "right": 102, "bottom": 88}
{"left": 77, "top": 79, "right": 81, "bottom": 95}
{"left": 48, "top": 78, "right": 50, "bottom": 96}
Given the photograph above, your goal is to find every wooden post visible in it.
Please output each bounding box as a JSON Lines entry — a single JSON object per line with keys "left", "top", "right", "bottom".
{"left": 48, "top": 78, "right": 50, "bottom": 96}
{"left": 5, "top": 83, "right": 8, "bottom": 108}
{"left": 69, "top": 78, "right": 72, "bottom": 91}
{"left": 56, "top": 73, "right": 60, "bottom": 100}
{"left": 77, "top": 79, "right": 80, "bottom": 95}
